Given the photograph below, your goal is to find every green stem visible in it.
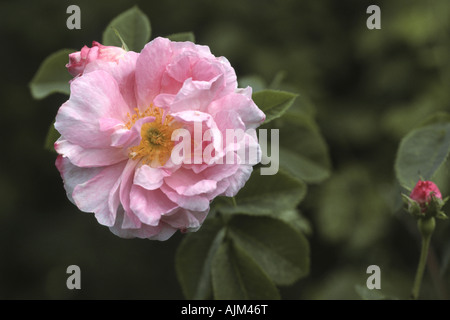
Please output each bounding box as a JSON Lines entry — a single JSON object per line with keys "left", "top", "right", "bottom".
{"left": 231, "top": 196, "right": 237, "bottom": 208}
{"left": 411, "top": 233, "right": 431, "bottom": 299}
{"left": 411, "top": 217, "right": 435, "bottom": 300}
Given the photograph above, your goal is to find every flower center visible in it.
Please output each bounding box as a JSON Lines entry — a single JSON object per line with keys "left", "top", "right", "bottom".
{"left": 146, "top": 127, "right": 165, "bottom": 146}
{"left": 126, "top": 106, "right": 178, "bottom": 167}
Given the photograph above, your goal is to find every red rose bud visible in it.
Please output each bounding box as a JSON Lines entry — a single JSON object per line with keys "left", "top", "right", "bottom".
{"left": 66, "top": 41, "right": 126, "bottom": 77}
{"left": 402, "top": 180, "right": 448, "bottom": 219}
{"left": 410, "top": 180, "right": 442, "bottom": 207}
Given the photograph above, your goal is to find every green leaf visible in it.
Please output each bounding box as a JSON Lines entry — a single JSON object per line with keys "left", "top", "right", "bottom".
{"left": 218, "top": 169, "right": 306, "bottom": 216}
{"left": 29, "top": 49, "right": 74, "bottom": 99}
{"left": 111, "top": 28, "right": 129, "bottom": 51}
{"left": 44, "top": 122, "right": 59, "bottom": 152}
{"left": 278, "top": 113, "right": 331, "bottom": 183}
{"left": 175, "top": 217, "right": 225, "bottom": 300}
{"left": 287, "top": 93, "right": 317, "bottom": 118}
{"left": 395, "top": 122, "right": 450, "bottom": 189}
{"left": 166, "top": 32, "right": 195, "bottom": 42}
{"left": 211, "top": 239, "right": 280, "bottom": 300}
{"left": 279, "top": 147, "right": 330, "bottom": 184}
{"left": 102, "top": 6, "right": 151, "bottom": 52}
{"left": 262, "top": 111, "right": 331, "bottom": 184}
{"left": 252, "top": 89, "right": 297, "bottom": 124}
{"left": 278, "top": 209, "right": 312, "bottom": 236}
{"left": 228, "top": 215, "right": 310, "bottom": 286}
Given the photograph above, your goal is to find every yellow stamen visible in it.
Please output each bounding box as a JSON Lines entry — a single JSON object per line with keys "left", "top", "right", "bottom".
{"left": 126, "top": 106, "right": 178, "bottom": 167}
{"left": 125, "top": 107, "right": 154, "bottom": 129}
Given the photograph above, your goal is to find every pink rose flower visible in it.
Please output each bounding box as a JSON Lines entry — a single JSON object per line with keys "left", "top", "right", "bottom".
{"left": 66, "top": 41, "right": 126, "bottom": 77}
{"left": 410, "top": 180, "right": 442, "bottom": 209}
{"left": 55, "top": 37, "right": 265, "bottom": 240}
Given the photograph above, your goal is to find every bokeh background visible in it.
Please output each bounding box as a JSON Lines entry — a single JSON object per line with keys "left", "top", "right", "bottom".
{"left": 1, "top": 0, "right": 449, "bottom": 299}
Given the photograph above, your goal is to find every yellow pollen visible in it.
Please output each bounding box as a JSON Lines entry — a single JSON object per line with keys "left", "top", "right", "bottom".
{"left": 126, "top": 106, "right": 178, "bottom": 167}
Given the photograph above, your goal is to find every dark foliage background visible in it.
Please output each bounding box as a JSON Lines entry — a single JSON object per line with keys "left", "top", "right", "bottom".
{"left": 0, "top": 0, "right": 449, "bottom": 299}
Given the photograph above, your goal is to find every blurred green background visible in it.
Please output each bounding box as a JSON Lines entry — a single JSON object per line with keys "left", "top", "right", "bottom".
{"left": 1, "top": 0, "right": 449, "bottom": 299}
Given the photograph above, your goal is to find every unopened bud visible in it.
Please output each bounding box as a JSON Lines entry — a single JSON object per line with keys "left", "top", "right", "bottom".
{"left": 403, "top": 180, "right": 448, "bottom": 219}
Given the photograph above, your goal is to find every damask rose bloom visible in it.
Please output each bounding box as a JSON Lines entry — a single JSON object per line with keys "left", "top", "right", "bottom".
{"left": 410, "top": 180, "right": 442, "bottom": 211}
{"left": 55, "top": 37, "right": 265, "bottom": 240}
{"left": 66, "top": 41, "right": 126, "bottom": 77}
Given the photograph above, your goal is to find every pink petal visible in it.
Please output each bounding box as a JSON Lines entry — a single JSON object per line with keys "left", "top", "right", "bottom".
{"left": 84, "top": 51, "right": 139, "bottom": 109}
{"left": 216, "top": 56, "right": 238, "bottom": 95}
{"left": 55, "top": 155, "right": 101, "bottom": 204}
{"left": 171, "top": 109, "right": 215, "bottom": 125}
{"left": 148, "top": 225, "right": 178, "bottom": 240}
{"left": 167, "top": 76, "right": 224, "bottom": 113}
{"left": 153, "top": 93, "right": 176, "bottom": 109}
{"left": 110, "top": 116, "right": 155, "bottom": 148}
{"left": 129, "top": 186, "right": 177, "bottom": 226}
{"left": 99, "top": 117, "right": 124, "bottom": 131}
{"left": 164, "top": 168, "right": 218, "bottom": 196}
{"left": 191, "top": 58, "right": 229, "bottom": 93}
{"left": 55, "top": 138, "right": 126, "bottom": 167}
{"left": 134, "top": 165, "right": 165, "bottom": 190}
{"left": 170, "top": 40, "right": 212, "bottom": 56}
{"left": 162, "top": 53, "right": 193, "bottom": 93}
{"left": 214, "top": 109, "right": 245, "bottom": 132}
{"left": 201, "top": 161, "right": 240, "bottom": 182}
{"left": 208, "top": 90, "right": 265, "bottom": 129}
{"left": 161, "top": 208, "right": 209, "bottom": 231}
{"left": 121, "top": 210, "right": 142, "bottom": 229}
{"left": 55, "top": 70, "right": 130, "bottom": 148}
{"left": 119, "top": 159, "right": 140, "bottom": 220}
{"left": 108, "top": 177, "right": 122, "bottom": 225}
{"left": 169, "top": 40, "right": 237, "bottom": 94}
{"left": 72, "top": 161, "right": 127, "bottom": 226}
{"left": 205, "top": 179, "right": 231, "bottom": 200}
{"left": 135, "top": 37, "right": 173, "bottom": 107}
{"left": 160, "top": 184, "right": 210, "bottom": 211}
{"left": 109, "top": 209, "right": 177, "bottom": 240}
{"left": 222, "top": 164, "right": 253, "bottom": 197}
